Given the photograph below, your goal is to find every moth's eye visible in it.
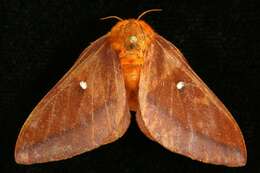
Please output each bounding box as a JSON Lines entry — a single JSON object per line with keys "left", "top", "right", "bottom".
{"left": 127, "top": 35, "right": 138, "bottom": 50}
{"left": 129, "top": 35, "right": 138, "bottom": 44}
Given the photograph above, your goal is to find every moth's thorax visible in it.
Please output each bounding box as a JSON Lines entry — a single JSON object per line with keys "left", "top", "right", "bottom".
{"left": 109, "top": 19, "right": 154, "bottom": 110}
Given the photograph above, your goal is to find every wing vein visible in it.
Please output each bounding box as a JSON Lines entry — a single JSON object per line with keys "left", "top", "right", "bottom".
{"left": 105, "top": 71, "right": 112, "bottom": 133}
{"left": 44, "top": 97, "right": 56, "bottom": 141}
{"left": 62, "top": 84, "right": 70, "bottom": 130}
{"left": 91, "top": 55, "right": 98, "bottom": 146}
{"left": 112, "top": 55, "right": 119, "bottom": 129}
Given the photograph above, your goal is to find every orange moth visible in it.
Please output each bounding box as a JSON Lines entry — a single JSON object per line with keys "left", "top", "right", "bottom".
{"left": 15, "top": 9, "right": 247, "bottom": 167}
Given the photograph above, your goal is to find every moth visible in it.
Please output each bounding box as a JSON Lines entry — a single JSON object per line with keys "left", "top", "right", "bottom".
{"left": 15, "top": 10, "right": 247, "bottom": 167}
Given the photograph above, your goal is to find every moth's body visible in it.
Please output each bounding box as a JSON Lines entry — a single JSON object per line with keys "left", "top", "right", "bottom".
{"left": 109, "top": 19, "right": 154, "bottom": 110}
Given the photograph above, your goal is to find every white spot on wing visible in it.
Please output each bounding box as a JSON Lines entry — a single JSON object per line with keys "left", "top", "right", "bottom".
{"left": 80, "top": 81, "right": 88, "bottom": 90}
{"left": 176, "top": 81, "right": 185, "bottom": 90}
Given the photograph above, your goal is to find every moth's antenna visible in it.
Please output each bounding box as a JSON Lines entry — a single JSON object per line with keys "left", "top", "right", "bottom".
{"left": 100, "top": 16, "right": 123, "bottom": 21}
{"left": 137, "top": 9, "right": 162, "bottom": 20}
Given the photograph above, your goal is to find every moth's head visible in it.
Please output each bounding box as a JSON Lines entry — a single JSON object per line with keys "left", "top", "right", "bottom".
{"left": 108, "top": 19, "right": 154, "bottom": 51}
{"left": 103, "top": 9, "right": 161, "bottom": 52}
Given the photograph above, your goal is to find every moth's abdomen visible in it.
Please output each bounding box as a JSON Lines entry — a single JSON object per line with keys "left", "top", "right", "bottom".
{"left": 120, "top": 56, "right": 143, "bottom": 110}
{"left": 120, "top": 56, "right": 142, "bottom": 90}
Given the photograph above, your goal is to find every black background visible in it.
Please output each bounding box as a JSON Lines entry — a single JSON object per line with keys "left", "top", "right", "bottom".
{"left": 1, "top": 0, "right": 260, "bottom": 172}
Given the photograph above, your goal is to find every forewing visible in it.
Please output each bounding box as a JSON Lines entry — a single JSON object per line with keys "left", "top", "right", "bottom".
{"left": 138, "top": 34, "right": 246, "bottom": 167}
{"left": 15, "top": 36, "right": 130, "bottom": 164}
